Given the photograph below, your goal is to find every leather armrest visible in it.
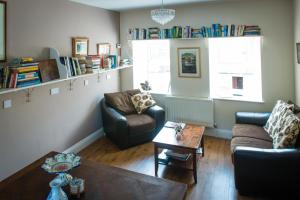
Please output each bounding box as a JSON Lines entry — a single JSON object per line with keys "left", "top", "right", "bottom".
{"left": 235, "top": 112, "right": 271, "bottom": 126}
{"left": 233, "top": 146, "right": 300, "bottom": 192}
{"left": 145, "top": 105, "right": 165, "bottom": 130}
{"left": 101, "top": 99, "right": 128, "bottom": 137}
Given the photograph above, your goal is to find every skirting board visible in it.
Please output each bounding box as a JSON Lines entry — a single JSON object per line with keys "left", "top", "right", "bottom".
{"left": 63, "top": 128, "right": 105, "bottom": 154}
{"left": 204, "top": 128, "right": 232, "bottom": 140}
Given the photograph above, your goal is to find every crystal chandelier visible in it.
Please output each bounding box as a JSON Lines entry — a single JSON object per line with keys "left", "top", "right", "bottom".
{"left": 151, "top": 0, "right": 175, "bottom": 25}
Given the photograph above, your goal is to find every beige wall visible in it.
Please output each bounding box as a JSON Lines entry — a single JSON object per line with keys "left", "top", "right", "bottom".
{"left": 295, "top": 0, "right": 300, "bottom": 105}
{"left": 0, "top": 0, "right": 120, "bottom": 181}
{"left": 120, "top": 0, "right": 295, "bottom": 130}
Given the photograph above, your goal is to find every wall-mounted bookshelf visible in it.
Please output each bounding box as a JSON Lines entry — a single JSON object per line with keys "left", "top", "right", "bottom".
{"left": 128, "top": 24, "right": 261, "bottom": 40}
{"left": 0, "top": 65, "right": 132, "bottom": 95}
{"left": 128, "top": 35, "right": 263, "bottom": 41}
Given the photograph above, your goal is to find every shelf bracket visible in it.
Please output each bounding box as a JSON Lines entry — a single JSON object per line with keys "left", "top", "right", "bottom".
{"left": 69, "top": 79, "right": 77, "bottom": 91}
{"left": 25, "top": 88, "right": 34, "bottom": 103}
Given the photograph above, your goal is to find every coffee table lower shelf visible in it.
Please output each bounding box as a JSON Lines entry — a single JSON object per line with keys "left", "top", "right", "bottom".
{"left": 157, "top": 148, "right": 203, "bottom": 174}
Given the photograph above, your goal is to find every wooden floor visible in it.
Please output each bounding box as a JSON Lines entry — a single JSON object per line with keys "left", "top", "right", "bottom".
{"left": 79, "top": 136, "right": 261, "bottom": 200}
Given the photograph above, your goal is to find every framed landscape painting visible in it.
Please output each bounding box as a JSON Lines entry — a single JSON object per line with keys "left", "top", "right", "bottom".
{"left": 177, "top": 47, "right": 201, "bottom": 78}
{"left": 97, "top": 43, "right": 111, "bottom": 56}
{"left": 72, "top": 37, "right": 89, "bottom": 57}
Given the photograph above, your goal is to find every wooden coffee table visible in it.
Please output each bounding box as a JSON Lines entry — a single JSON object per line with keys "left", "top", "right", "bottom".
{"left": 0, "top": 152, "right": 187, "bottom": 200}
{"left": 153, "top": 122, "right": 205, "bottom": 183}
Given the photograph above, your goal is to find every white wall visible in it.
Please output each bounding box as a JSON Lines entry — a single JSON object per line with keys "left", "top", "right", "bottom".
{"left": 120, "top": 0, "right": 295, "bottom": 131}
{"left": 295, "top": 0, "right": 300, "bottom": 105}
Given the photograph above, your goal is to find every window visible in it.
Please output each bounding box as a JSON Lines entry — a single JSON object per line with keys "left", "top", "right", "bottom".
{"left": 132, "top": 40, "right": 171, "bottom": 94}
{"left": 209, "top": 37, "right": 262, "bottom": 102}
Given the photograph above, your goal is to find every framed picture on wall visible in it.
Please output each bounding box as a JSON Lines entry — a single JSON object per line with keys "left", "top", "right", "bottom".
{"left": 72, "top": 37, "right": 89, "bottom": 57}
{"left": 297, "top": 43, "right": 300, "bottom": 64}
{"left": 177, "top": 47, "right": 201, "bottom": 78}
{"left": 97, "top": 43, "right": 111, "bottom": 56}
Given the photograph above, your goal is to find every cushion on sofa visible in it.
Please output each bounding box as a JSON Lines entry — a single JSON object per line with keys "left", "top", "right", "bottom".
{"left": 131, "top": 93, "right": 156, "bottom": 114}
{"left": 104, "top": 89, "right": 140, "bottom": 114}
{"left": 272, "top": 109, "right": 300, "bottom": 149}
{"left": 231, "top": 137, "right": 273, "bottom": 152}
{"left": 264, "top": 100, "right": 294, "bottom": 138}
{"left": 233, "top": 124, "right": 272, "bottom": 142}
{"left": 126, "top": 114, "right": 156, "bottom": 136}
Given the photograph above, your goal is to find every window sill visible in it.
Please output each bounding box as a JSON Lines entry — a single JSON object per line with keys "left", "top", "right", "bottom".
{"left": 212, "top": 97, "right": 264, "bottom": 104}
{"left": 149, "top": 91, "right": 171, "bottom": 95}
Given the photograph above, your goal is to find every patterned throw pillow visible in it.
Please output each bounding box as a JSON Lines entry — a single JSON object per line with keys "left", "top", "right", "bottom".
{"left": 272, "top": 109, "right": 300, "bottom": 149}
{"left": 264, "top": 100, "right": 294, "bottom": 138}
{"left": 131, "top": 93, "right": 156, "bottom": 114}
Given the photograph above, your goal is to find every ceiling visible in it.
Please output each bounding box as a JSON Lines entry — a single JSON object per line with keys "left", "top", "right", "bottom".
{"left": 69, "top": 0, "right": 242, "bottom": 11}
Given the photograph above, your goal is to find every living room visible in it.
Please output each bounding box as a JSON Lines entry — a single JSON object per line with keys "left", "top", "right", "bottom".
{"left": 0, "top": 0, "right": 299, "bottom": 199}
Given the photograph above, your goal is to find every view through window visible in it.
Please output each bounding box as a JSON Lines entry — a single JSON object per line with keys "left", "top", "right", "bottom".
{"left": 132, "top": 40, "right": 171, "bottom": 94}
{"left": 209, "top": 37, "right": 262, "bottom": 102}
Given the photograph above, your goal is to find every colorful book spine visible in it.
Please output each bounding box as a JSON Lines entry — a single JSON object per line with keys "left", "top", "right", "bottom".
{"left": 17, "top": 72, "right": 39, "bottom": 80}
{"left": 17, "top": 79, "right": 41, "bottom": 88}
{"left": 14, "top": 66, "right": 39, "bottom": 73}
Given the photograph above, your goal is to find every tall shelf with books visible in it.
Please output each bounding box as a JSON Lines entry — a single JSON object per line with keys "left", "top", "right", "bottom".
{"left": 128, "top": 24, "right": 262, "bottom": 40}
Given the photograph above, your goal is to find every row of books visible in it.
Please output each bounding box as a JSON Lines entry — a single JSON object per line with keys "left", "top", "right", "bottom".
{"left": 60, "top": 57, "right": 84, "bottom": 77}
{"left": 1, "top": 57, "right": 41, "bottom": 88}
{"left": 201, "top": 24, "right": 261, "bottom": 37}
{"left": 86, "top": 55, "right": 101, "bottom": 74}
{"left": 128, "top": 24, "right": 261, "bottom": 40}
{"left": 59, "top": 54, "right": 119, "bottom": 77}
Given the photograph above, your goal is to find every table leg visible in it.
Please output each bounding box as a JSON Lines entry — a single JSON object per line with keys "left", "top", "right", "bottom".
{"left": 193, "top": 151, "right": 197, "bottom": 183}
{"left": 154, "top": 144, "right": 158, "bottom": 176}
{"left": 201, "top": 136, "right": 205, "bottom": 157}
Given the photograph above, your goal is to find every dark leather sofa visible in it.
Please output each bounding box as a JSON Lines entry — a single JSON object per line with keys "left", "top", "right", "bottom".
{"left": 101, "top": 94, "right": 165, "bottom": 149}
{"left": 231, "top": 112, "right": 300, "bottom": 196}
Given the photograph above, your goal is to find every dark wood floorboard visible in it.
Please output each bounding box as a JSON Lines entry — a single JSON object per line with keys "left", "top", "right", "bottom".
{"left": 79, "top": 136, "right": 265, "bottom": 200}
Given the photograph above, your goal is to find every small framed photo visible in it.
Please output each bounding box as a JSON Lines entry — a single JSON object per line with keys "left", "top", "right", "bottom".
{"left": 97, "top": 43, "right": 111, "bottom": 56}
{"left": 72, "top": 37, "right": 89, "bottom": 57}
{"left": 297, "top": 43, "right": 300, "bottom": 64}
{"left": 177, "top": 47, "right": 201, "bottom": 78}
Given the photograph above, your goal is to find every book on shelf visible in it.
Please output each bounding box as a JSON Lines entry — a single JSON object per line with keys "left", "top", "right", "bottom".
{"left": 86, "top": 55, "right": 101, "bottom": 73}
{"left": 17, "top": 79, "right": 41, "bottom": 88}
{"left": 59, "top": 56, "right": 84, "bottom": 77}
{"left": 4, "top": 57, "right": 42, "bottom": 89}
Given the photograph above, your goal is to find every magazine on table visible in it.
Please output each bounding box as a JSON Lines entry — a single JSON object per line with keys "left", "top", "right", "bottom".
{"left": 165, "top": 150, "right": 191, "bottom": 161}
{"left": 164, "top": 121, "right": 186, "bottom": 129}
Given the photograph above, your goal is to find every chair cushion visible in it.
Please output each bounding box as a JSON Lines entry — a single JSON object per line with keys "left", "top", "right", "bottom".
{"left": 272, "top": 109, "right": 300, "bottom": 149}
{"left": 104, "top": 89, "right": 140, "bottom": 114}
{"left": 233, "top": 124, "right": 272, "bottom": 142}
{"left": 126, "top": 114, "right": 156, "bottom": 136}
{"left": 231, "top": 137, "right": 273, "bottom": 153}
{"left": 131, "top": 93, "right": 156, "bottom": 114}
{"left": 264, "top": 100, "right": 294, "bottom": 138}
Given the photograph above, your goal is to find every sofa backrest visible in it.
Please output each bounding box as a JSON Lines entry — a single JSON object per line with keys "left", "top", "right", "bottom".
{"left": 104, "top": 89, "right": 141, "bottom": 115}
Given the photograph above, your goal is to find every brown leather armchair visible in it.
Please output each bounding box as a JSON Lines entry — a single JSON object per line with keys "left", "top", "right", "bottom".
{"left": 101, "top": 90, "right": 165, "bottom": 149}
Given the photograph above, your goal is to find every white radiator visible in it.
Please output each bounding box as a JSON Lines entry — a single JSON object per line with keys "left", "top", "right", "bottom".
{"left": 163, "top": 95, "right": 214, "bottom": 127}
